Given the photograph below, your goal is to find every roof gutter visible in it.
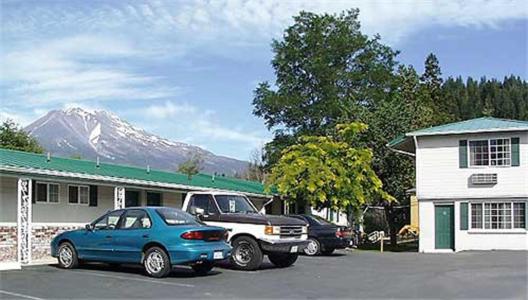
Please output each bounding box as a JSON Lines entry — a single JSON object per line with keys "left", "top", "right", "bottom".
{"left": 0, "top": 165, "right": 271, "bottom": 199}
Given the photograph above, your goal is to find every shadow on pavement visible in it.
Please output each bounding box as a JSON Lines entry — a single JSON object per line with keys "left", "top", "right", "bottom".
{"left": 49, "top": 262, "right": 222, "bottom": 278}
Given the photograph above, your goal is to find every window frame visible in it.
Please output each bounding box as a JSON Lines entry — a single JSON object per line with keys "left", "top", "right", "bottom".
{"left": 67, "top": 184, "right": 90, "bottom": 206}
{"left": 117, "top": 209, "right": 152, "bottom": 230}
{"left": 35, "top": 181, "right": 60, "bottom": 204}
{"left": 468, "top": 138, "right": 512, "bottom": 168}
{"left": 469, "top": 201, "right": 526, "bottom": 232}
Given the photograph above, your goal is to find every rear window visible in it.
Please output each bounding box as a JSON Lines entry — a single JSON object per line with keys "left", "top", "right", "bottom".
{"left": 307, "top": 215, "right": 333, "bottom": 226}
{"left": 156, "top": 208, "right": 201, "bottom": 226}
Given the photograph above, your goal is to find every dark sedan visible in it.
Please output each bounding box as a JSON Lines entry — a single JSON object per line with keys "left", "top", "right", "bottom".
{"left": 288, "top": 214, "right": 352, "bottom": 256}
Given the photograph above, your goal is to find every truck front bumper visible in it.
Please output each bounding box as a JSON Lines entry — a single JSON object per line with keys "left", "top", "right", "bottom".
{"left": 260, "top": 239, "right": 309, "bottom": 254}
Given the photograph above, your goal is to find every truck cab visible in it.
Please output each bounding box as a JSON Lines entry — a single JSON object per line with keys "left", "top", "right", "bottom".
{"left": 182, "top": 191, "right": 308, "bottom": 270}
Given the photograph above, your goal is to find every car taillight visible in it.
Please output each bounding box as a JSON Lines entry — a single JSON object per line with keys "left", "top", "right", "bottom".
{"left": 181, "top": 231, "right": 205, "bottom": 240}
{"left": 336, "top": 230, "right": 344, "bottom": 238}
{"left": 223, "top": 230, "right": 229, "bottom": 241}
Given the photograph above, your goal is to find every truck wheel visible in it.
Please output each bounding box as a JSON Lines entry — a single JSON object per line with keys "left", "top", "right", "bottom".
{"left": 192, "top": 261, "right": 214, "bottom": 276}
{"left": 230, "top": 236, "right": 263, "bottom": 271}
{"left": 268, "top": 253, "right": 298, "bottom": 268}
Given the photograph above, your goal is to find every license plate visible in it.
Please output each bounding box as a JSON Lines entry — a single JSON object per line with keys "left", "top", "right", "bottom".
{"left": 290, "top": 246, "right": 298, "bottom": 253}
{"left": 213, "top": 251, "right": 224, "bottom": 260}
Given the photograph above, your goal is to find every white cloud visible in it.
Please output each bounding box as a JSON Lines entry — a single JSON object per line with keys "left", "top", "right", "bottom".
{"left": 129, "top": 100, "right": 270, "bottom": 152}
{"left": 2, "top": 1, "right": 526, "bottom": 47}
{"left": 1, "top": 34, "right": 176, "bottom": 106}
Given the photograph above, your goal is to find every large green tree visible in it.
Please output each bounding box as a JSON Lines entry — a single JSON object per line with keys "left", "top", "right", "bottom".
{"left": 266, "top": 123, "right": 394, "bottom": 213}
{"left": 253, "top": 9, "right": 398, "bottom": 167}
{"left": 0, "top": 119, "right": 44, "bottom": 153}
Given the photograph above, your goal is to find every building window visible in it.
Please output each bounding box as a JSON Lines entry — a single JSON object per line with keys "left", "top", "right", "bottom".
{"left": 490, "top": 139, "right": 510, "bottom": 166}
{"left": 146, "top": 192, "right": 162, "bottom": 206}
{"left": 68, "top": 185, "right": 89, "bottom": 205}
{"left": 36, "top": 182, "right": 59, "bottom": 203}
{"left": 470, "top": 202, "right": 526, "bottom": 230}
{"left": 469, "top": 138, "right": 512, "bottom": 167}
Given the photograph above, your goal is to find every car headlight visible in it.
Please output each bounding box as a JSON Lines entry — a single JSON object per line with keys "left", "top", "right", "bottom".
{"left": 264, "top": 226, "right": 281, "bottom": 235}
{"left": 301, "top": 226, "right": 308, "bottom": 234}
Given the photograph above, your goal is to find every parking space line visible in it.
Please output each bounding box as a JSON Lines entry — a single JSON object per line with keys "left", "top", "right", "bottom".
{"left": 0, "top": 289, "right": 45, "bottom": 300}
{"left": 70, "top": 270, "right": 195, "bottom": 287}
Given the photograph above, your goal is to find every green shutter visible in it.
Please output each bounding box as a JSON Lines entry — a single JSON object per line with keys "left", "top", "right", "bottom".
{"left": 460, "top": 202, "right": 468, "bottom": 230}
{"left": 459, "top": 140, "right": 468, "bottom": 168}
{"left": 511, "top": 137, "right": 520, "bottom": 167}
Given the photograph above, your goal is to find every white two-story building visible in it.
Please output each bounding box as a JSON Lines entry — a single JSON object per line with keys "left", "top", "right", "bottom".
{"left": 389, "top": 117, "right": 527, "bottom": 252}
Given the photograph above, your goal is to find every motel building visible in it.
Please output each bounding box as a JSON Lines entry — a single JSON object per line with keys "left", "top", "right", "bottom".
{"left": 389, "top": 117, "right": 527, "bottom": 252}
{"left": 0, "top": 148, "right": 283, "bottom": 270}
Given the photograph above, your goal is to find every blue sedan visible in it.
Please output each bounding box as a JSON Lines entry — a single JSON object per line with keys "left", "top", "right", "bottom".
{"left": 51, "top": 207, "right": 232, "bottom": 277}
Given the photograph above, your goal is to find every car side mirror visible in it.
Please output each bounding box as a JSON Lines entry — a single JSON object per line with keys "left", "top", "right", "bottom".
{"left": 85, "top": 224, "right": 93, "bottom": 231}
{"left": 195, "top": 207, "right": 205, "bottom": 216}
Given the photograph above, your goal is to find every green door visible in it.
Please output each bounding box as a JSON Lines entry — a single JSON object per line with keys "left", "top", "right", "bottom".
{"left": 435, "top": 205, "right": 454, "bottom": 250}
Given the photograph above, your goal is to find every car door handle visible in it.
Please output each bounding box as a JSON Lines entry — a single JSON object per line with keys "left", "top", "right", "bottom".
{"left": 142, "top": 234, "right": 149, "bottom": 238}
{"left": 105, "top": 235, "right": 112, "bottom": 239}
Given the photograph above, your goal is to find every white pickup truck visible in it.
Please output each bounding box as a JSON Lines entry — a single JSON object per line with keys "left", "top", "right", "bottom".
{"left": 182, "top": 191, "right": 308, "bottom": 270}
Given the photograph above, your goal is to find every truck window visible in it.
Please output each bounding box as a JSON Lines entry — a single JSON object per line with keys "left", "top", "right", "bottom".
{"left": 188, "top": 194, "right": 217, "bottom": 215}
{"left": 215, "top": 195, "right": 257, "bottom": 213}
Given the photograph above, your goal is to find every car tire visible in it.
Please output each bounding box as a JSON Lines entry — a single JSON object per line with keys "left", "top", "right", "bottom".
{"left": 303, "top": 238, "right": 321, "bottom": 256}
{"left": 143, "top": 246, "right": 171, "bottom": 278}
{"left": 57, "top": 242, "right": 79, "bottom": 269}
{"left": 192, "top": 261, "right": 214, "bottom": 276}
{"left": 322, "top": 248, "right": 335, "bottom": 255}
{"left": 230, "top": 236, "right": 263, "bottom": 271}
{"left": 268, "top": 253, "right": 298, "bottom": 268}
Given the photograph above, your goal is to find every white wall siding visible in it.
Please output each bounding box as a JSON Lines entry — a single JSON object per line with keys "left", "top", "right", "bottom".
{"left": 419, "top": 200, "right": 527, "bottom": 252}
{"left": 416, "top": 131, "right": 528, "bottom": 200}
{"left": 162, "top": 191, "right": 183, "bottom": 208}
{"left": 33, "top": 183, "right": 114, "bottom": 223}
{"left": 0, "top": 176, "right": 18, "bottom": 222}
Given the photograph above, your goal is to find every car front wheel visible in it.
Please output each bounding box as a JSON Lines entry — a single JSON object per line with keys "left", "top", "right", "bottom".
{"left": 304, "top": 238, "right": 321, "bottom": 256}
{"left": 230, "top": 236, "right": 263, "bottom": 271}
{"left": 57, "top": 242, "right": 79, "bottom": 269}
{"left": 143, "top": 246, "right": 171, "bottom": 278}
{"left": 268, "top": 253, "right": 298, "bottom": 268}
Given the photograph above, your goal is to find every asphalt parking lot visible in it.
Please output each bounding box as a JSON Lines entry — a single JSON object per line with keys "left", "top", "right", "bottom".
{"left": 0, "top": 250, "right": 526, "bottom": 299}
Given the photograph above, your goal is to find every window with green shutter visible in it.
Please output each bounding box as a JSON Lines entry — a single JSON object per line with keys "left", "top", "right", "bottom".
{"left": 511, "top": 137, "right": 520, "bottom": 167}
{"left": 459, "top": 140, "right": 468, "bottom": 168}
{"left": 460, "top": 202, "right": 468, "bottom": 230}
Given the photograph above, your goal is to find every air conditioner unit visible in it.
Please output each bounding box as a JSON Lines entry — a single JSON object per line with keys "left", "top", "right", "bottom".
{"left": 471, "top": 173, "right": 498, "bottom": 185}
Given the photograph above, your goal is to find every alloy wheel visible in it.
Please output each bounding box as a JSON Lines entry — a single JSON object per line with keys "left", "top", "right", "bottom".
{"left": 145, "top": 250, "right": 165, "bottom": 274}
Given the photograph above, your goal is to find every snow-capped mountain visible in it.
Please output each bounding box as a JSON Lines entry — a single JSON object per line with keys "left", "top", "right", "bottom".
{"left": 25, "top": 108, "right": 249, "bottom": 175}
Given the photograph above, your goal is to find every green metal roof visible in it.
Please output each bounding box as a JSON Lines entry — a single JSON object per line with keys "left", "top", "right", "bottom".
{"left": 0, "top": 148, "right": 269, "bottom": 196}
{"left": 407, "top": 117, "right": 528, "bottom": 137}
{"left": 387, "top": 117, "right": 528, "bottom": 153}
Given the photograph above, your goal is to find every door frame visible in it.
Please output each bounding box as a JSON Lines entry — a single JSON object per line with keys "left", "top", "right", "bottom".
{"left": 434, "top": 204, "right": 455, "bottom": 250}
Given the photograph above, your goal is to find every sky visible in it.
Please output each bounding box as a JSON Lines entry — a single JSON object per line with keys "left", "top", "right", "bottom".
{"left": 1, "top": 0, "right": 527, "bottom": 161}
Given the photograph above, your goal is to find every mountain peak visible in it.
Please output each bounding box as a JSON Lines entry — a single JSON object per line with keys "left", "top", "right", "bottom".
{"left": 25, "top": 108, "right": 248, "bottom": 175}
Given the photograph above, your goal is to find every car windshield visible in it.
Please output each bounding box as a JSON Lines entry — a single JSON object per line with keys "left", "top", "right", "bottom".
{"left": 156, "top": 208, "right": 201, "bottom": 226}
{"left": 215, "top": 195, "right": 257, "bottom": 214}
{"left": 307, "top": 215, "right": 333, "bottom": 226}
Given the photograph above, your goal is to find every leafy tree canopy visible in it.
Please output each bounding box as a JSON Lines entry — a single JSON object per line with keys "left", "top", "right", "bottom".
{"left": 266, "top": 122, "right": 394, "bottom": 212}
{"left": 0, "top": 119, "right": 44, "bottom": 153}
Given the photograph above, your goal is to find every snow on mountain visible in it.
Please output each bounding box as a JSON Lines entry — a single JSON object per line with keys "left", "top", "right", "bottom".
{"left": 25, "top": 108, "right": 249, "bottom": 175}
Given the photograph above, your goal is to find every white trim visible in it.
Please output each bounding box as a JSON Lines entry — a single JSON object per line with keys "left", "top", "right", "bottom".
{"left": 1, "top": 166, "right": 271, "bottom": 199}
{"left": 0, "top": 222, "right": 17, "bottom": 226}
{"left": 0, "top": 262, "right": 21, "bottom": 270}
{"left": 408, "top": 127, "right": 528, "bottom": 137}
{"left": 32, "top": 222, "right": 86, "bottom": 227}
